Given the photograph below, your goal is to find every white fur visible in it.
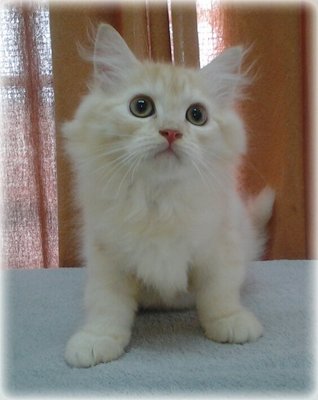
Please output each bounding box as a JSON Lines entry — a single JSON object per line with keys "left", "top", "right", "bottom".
{"left": 64, "top": 24, "right": 274, "bottom": 368}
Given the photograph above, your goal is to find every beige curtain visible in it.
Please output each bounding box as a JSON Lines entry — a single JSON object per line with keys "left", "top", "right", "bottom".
{"left": 1, "top": 3, "right": 58, "bottom": 268}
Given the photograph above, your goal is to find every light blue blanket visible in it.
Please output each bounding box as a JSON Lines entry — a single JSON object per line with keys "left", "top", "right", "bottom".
{"left": 3, "top": 261, "right": 315, "bottom": 396}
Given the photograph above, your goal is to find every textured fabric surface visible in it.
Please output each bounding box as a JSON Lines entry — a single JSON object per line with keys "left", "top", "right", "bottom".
{"left": 0, "top": 4, "right": 58, "bottom": 268}
{"left": 4, "top": 261, "right": 314, "bottom": 396}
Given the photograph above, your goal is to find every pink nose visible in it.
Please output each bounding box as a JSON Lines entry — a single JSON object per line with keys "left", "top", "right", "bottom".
{"left": 159, "top": 129, "right": 183, "bottom": 145}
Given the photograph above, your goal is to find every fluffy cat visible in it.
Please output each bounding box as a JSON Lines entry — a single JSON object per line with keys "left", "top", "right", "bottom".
{"left": 63, "top": 23, "right": 274, "bottom": 368}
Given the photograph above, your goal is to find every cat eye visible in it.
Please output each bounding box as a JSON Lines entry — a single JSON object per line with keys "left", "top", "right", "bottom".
{"left": 186, "top": 104, "right": 208, "bottom": 126}
{"left": 129, "top": 95, "right": 155, "bottom": 118}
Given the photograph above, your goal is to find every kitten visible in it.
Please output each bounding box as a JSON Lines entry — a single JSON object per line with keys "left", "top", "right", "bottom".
{"left": 63, "top": 24, "right": 274, "bottom": 368}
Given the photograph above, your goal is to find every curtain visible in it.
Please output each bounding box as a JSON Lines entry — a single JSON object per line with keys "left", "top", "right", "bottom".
{"left": 219, "top": 4, "right": 309, "bottom": 259}
{"left": 0, "top": 2, "right": 58, "bottom": 268}
{"left": 1, "top": 1, "right": 311, "bottom": 268}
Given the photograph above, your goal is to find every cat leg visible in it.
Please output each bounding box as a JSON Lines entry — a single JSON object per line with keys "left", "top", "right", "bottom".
{"left": 65, "top": 251, "right": 137, "bottom": 368}
{"left": 194, "top": 248, "right": 263, "bottom": 344}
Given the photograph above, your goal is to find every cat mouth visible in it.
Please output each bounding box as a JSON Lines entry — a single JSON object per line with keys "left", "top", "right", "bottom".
{"left": 154, "top": 146, "right": 181, "bottom": 160}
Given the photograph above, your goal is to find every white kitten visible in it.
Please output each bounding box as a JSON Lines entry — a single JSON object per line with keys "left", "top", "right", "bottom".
{"left": 63, "top": 24, "right": 274, "bottom": 368}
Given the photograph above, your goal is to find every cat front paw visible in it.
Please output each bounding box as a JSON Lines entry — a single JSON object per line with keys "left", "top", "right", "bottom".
{"left": 65, "top": 330, "right": 128, "bottom": 368}
{"left": 203, "top": 308, "right": 263, "bottom": 344}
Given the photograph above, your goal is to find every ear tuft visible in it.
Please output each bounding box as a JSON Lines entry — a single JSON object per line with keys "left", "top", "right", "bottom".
{"left": 92, "top": 24, "right": 139, "bottom": 87}
{"left": 200, "top": 46, "right": 250, "bottom": 105}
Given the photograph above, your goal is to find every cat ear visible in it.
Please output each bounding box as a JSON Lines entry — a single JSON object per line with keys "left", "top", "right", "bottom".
{"left": 200, "top": 46, "right": 249, "bottom": 105}
{"left": 93, "top": 24, "right": 139, "bottom": 87}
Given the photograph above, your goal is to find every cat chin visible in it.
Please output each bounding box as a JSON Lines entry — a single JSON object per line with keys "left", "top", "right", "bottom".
{"left": 143, "top": 152, "right": 189, "bottom": 181}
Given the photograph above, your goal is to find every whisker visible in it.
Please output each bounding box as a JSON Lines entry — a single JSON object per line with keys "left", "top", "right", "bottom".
{"left": 115, "top": 154, "right": 143, "bottom": 198}
{"left": 180, "top": 142, "right": 232, "bottom": 194}
{"left": 94, "top": 150, "right": 134, "bottom": 176}
{"left": 189, "top": 158, "right": 211, "bottom": 190}
{"left": 98, "top": 141, "right": 158, "bottom": 196}
{"left": 129, "top": 153, "right": 144, "bottom": 184}
{"left": 77, "top": 144, "right": 128, "bottom": 168}
{"left": 100, "top": 151, "right": 142, "bottom": 196}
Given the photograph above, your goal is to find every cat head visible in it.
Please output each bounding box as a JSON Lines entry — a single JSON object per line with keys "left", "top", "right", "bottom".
{"left": 64, "top": 24, "right": 248, "bottom": 187}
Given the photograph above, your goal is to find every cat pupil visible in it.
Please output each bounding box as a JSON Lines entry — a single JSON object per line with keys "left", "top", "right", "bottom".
{"left": 192, "top": 108, "right": 202, "bottom": 121}
{"left": 137, "top": 99, "right": 147, "bottom": 112}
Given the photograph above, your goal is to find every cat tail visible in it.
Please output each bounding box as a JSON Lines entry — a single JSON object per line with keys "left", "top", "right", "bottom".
{"left": 248, "top": 187, "right": 275, "bottom": 258}
{"left": 248, "top": 187, "right": 275, "bottom": 229}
